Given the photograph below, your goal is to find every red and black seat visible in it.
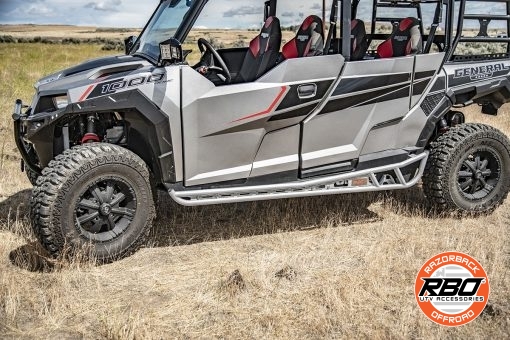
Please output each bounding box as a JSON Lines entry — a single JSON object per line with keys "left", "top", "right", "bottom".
{"left": 325, "top": 19, "right": 367, "bottom": 60}
{"left": 377, "top": 17, "right": 423, "bottom": 58}
{"left": 351, "top": 19, "right": 368, "bottom": 61}
{"left": 235, "top": 16, "right": 282, "bottom": 83}
{"left": 281, "top": 15, "right": 324, "bottom": 60}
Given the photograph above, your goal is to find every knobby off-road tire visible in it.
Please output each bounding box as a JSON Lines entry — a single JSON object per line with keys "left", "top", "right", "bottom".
{"left": 423, "top": 123, "right": 510, "bottom": 213}
{"left": 31, "top": 143, "right": 155, "bottom": 263}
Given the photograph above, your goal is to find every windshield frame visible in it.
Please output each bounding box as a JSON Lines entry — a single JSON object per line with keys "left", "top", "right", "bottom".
{"left": 131, "top": 0, "right": 209, "bottom": 63}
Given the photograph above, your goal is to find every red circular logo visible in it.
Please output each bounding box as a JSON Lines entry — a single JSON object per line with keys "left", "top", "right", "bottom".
{"left": 415, "top": 251, "right": 489, "bottom": 327}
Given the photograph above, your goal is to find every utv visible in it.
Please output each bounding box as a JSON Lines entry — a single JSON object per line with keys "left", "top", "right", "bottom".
{"left": 13, "top": 0, "right": 510, "bottom": 261}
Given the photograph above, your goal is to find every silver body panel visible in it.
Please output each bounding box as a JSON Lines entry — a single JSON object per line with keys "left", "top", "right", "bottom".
{"left": 176, "top": 51, "right": 445, "bottom": 188}
{"left": 24, "top": 33, "right": 510, "bottom": 207}
{"left": 302, "top": 56, "right": 415, "bottom": 168}
{"left": 180, "top": 55, "right": 343, "bottom": 186}
{"left": 29, "top": 51, "right": 445, "bottom": 190}
{"left": 250, "top": 125, "right": 300, "bottom": 178}
{"left": 411, "top": 54, "right": 443, "bottom": 107}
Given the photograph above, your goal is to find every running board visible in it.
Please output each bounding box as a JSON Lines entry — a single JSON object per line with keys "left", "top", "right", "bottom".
{"left": 170, "top": 151, "right": 429, "bottom": 206}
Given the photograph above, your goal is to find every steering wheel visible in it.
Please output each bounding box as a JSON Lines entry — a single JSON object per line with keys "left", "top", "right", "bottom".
{"left": 197, "top": 38, "right": 232, "bottom": 84}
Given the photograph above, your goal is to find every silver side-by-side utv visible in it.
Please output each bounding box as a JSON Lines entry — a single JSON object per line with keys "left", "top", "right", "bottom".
{"left": 13, "top": 0, "right": 510, "bottom": 261}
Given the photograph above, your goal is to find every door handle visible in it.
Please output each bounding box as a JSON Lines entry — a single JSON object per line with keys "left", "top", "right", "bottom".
{"left": 298, "top": 84, "right": 317, "bottom": 99}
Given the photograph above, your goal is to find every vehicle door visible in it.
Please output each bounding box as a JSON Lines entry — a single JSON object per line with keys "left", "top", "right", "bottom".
{"left": 180, "top": 0, "right": 344, "bottom": 187}
{"left": 300, "top": 56, "right": 415, "bottom": 173}
{"left": 181, "top": 57, "right": 344, "bottom": 186}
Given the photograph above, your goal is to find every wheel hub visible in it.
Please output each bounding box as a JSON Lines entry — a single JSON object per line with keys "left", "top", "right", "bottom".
{"left": 74, "top": 178, "right": 137, "bottom": 242}
{"left": 457, "top": 150, "right": 500, "bottom": 200}
{"left": 99, "top": 203, "right": 112, "bottom": 216}
{"left": 475, "top": 171, "right": 483, "bottom": 180}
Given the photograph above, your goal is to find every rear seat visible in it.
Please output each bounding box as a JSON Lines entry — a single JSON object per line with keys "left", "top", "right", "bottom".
{"left": 327, "top": 19, "right": 368, "bottom": 61}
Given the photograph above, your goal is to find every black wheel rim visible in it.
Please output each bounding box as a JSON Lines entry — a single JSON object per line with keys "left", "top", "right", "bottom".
{"left": 457, "top": 149, "right": 501, "bottom": 201}
{"left": 74, "top": 177, "right": 137, "bottom": 242}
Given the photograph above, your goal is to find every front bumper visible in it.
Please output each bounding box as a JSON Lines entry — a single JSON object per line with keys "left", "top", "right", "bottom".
{"left": 12, "top": 99, "right": 42, "bottom": 174}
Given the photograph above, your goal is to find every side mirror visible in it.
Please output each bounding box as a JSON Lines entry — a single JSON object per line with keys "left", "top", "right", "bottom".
{"left": 124, "top": 36, "right": 137, "bottom": 55}
{"left": 159, "top": 38, "right": 183, "bottom": 65}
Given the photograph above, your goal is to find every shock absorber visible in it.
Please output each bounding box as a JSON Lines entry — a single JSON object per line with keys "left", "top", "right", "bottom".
{"left": 81, "top": 113, "right": 100, "bottom": 144}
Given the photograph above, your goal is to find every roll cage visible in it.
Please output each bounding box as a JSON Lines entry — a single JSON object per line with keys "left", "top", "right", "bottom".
{"left": 330, "top": 0, "right": 510, "bottom": 62}
{"left": 135, "top": 0, "right": 510, "bottom": 65}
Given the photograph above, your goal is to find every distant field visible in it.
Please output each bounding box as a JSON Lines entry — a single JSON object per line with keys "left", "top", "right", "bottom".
{"left": 0, "top": 24, "right": 141, "bottom": 40}
{"left": 0, "top": 41, "right": 509, "bottom": 339}
{"left": 1, "top": 23, "right": 507, "bottom": 58}
{"left": 0, "top": 24, "right": 294, "bottom": 58}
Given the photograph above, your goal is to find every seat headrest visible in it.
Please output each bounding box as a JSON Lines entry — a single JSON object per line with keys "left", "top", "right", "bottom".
{"left": 282, "top": 15, "right": 324, "bottom": 60}
{"left": 351, "top": 19, "right": 368, "bottom": 61}
{"left": 249, "top": 16, "right": 281, "bottom": 57}
{"left": 377, "top": 17, "right": 422, "bottom": 58}
{"left": 399, "top": 17, "right": 420, "bottom": 31}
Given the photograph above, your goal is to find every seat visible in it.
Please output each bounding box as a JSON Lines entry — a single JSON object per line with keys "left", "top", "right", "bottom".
{"left": 377, "top": 17, "right": 423, "bottom": 58}
{"left": 351, "top": 19, "right": 368, "bottom": 61}
{"left": 325, "top": 19, "right": 367, "bottom": 60}
{"left": 281, "top": 15, "right": 324, "bottom": 60}
{"left": 235, "top": 16, "right": 282, "bottom": 83}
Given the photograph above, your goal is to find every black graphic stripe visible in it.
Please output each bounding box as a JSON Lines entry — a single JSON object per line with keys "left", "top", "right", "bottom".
{"left": 204, "top": 118, "right": 268, "bottom": 137}
{"left": 205, "top": 81, "right": 332, "bottom": 136}
{"left": 360, "top": 86, "right": 410, "bottom": 107}
{"left": 276, "top": 80, "right": 334, "bottom": 111}
{"left": 269, "top": 103, "right": 318, "bottom": 122}
{"left": 333, "top": 73, "right": 411, "bottom": 96}
{"left": 207, "top": 102, "right": 319, "bottom": 136}
{"left": 414, "top": 70, "right": 436, "bottom": 81}
{"left": 372, "top": 117, "right": 403, "bottom": 130}
{"left": 320, "top": 83, "right": 410, "bottom": 115}
{"left": 430, "top": 76, "right": 446, "bottom": 93}
{"left": 413, "top": 79, "right": 432, "bottom": 96}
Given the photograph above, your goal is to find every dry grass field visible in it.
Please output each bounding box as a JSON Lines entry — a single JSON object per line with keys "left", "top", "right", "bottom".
{"left": 0, "top": 39, "right": 509, "bottom": 338}
{"left": 0, "top": 25, "right": 141, "bottom": 40}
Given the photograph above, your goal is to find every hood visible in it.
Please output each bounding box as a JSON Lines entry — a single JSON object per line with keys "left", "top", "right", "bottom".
{"left": 35, "top": 54, "right": 149, "bottom": 91}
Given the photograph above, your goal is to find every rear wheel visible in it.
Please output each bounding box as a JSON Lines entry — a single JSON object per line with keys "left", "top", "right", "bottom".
{"left": 31, "top": 143, "right": 155, "bottom": 262}
{"left": 423, "top": 123, "right": 510, "bottom": 213}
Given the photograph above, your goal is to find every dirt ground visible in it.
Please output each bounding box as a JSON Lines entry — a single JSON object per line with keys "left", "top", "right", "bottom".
{"left": 0, "top": 33, "right": 508, "bottom": 339}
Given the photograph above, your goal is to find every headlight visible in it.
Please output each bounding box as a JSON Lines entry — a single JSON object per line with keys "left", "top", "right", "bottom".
{"left": 159, "top": 38, "right": 183, "bottom": 64}
{"left": 52, "top": 95, "right": 69, "bottom": 109}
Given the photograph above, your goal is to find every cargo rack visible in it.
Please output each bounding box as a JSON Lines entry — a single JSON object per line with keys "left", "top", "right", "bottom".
{"left": 449, "top": 0, "right": 510, "bottom": 62}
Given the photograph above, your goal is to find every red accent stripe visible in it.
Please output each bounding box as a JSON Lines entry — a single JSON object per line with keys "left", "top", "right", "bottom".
{"left": 399, "top": 18, "right": 414, "bottom": 31}
{"left": 377, "top": 39, "right": 394, "bottom": 58}
{"left": 301, "top": 16, "right": 315, "bottom": 30}
{"left": 79, "top": 85, "right": 95, "bottom": 102}
{"left": 264, "top": 16, "right": 274, "bottom": 28}
{"left": 282, "top": 39, "right": 298, "bottom": 59}
{"left": 249, "top": 35, "right": 261, "bottom": 57}
{"left": 233, "top": 86, "right": 288, "bottom": 123}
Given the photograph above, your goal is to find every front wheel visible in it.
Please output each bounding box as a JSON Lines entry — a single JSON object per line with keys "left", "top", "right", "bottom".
{"left": 423, "top": 123, "right": 510, "bottom": 213}
{"left": 30, "top": 143, "right": 155, "bottom": 262}
{"left": 26, "top": 167, "right": 39, "bottom": 186}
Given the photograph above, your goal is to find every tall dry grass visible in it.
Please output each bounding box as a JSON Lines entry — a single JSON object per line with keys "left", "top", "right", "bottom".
{"left": 0, "top": 43, "right": 508, "bottom": 339}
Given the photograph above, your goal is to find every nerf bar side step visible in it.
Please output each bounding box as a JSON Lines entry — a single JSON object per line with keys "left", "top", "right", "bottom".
{"left": 170, "top": 152, "right": 429, "bottom": 206}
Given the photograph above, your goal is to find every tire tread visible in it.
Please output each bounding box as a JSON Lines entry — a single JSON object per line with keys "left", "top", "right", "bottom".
{"left": 30, "top": 143, "right": 155, "bottom": 262}
{"left": 423, "top": 123, "right": 510, "bottom": 213}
